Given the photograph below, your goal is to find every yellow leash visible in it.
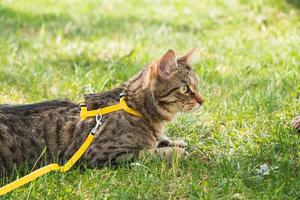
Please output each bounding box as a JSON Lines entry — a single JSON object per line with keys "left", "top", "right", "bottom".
{"left": 0, "top": 96, "right": 142, "bottom": 196}
{"left": 0, "top": 134, "right": 95, "bottom": 196}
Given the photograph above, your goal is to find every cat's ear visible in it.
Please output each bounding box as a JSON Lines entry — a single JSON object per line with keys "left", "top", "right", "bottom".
{"left": 156, "top": 49, "right": 177, "bottom": 79}
{"left": 144, "top": 49, "right": 177, "bottom": 88}
{"left": 177, "top": 47, "right": 198, "bottom": 66}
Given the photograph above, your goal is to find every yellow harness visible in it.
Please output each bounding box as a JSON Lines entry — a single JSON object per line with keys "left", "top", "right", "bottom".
{"left": 0, "top": 96, "right": 142, "bottom": 196}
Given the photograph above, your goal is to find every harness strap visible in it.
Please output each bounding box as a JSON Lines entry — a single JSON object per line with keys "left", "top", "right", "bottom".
{"left": 0, "top": 96, "right": 142, "bottom": 196}
{"left": 80, "top": 97, "right": 142, "bottom": 120}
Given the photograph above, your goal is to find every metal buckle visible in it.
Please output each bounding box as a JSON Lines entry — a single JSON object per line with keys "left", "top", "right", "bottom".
{"left": 91, "top": 114, "right": 102, "bottom": 135}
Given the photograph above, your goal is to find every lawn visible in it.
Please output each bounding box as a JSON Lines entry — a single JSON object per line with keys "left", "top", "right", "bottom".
{"left": 0, "top": 0, "right": 299, "bottom": 199}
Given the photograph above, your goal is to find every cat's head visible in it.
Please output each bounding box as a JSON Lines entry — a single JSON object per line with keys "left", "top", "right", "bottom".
{"left": 144, "top": 48, "right": 204, "bottom": 118}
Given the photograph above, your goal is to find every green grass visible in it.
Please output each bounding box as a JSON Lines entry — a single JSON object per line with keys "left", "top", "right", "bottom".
{"left": 0, "top": 0, "right": 300, "bottom": 199}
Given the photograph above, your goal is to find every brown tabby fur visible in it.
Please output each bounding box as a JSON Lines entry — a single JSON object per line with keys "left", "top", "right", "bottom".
{"left": 291, "top": 116, "right": 300, "bottom": 132}
{"left": 0, "top": 49, "right": 204, "bottom": 176}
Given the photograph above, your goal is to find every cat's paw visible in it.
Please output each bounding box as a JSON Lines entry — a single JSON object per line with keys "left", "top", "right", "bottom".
{"left": 170, "top": 139, "right": 188, "bottom": 148}
{"left": 157, "top": 139, "right": 187, "bottom": 148}
{"left": 139, "top": 147, "right": 188, "bottom": 161}
{"left": 156, "top": 147, "right": 188, "bottom": 161}
{"left": 291, "top": 116, "right": 300, "bottom": 132}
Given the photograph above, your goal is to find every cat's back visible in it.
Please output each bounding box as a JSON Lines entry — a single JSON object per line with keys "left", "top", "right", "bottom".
{"left": 0, "top": 99, "right": 79, "bottom": 140}
{"left": 0, "top": 99, "right": 79, "bottom": 141}
{"left": 0, "top": 100, "right": 76, "bottom": 115}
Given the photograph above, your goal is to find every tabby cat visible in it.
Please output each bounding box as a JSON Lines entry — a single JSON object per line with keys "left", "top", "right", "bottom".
{"left": 0, "top": 49, "right": 204, "bottom": 176}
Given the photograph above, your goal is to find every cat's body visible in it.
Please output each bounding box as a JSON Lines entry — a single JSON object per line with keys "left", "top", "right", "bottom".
{"left": 0, "top": 49, "right": 204, "bottom": 176}
{"left": 0, "top": 87, "right": 157, "bottom": 173}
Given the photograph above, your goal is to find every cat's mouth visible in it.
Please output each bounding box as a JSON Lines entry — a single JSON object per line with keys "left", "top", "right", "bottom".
{"left": 183, "top": 102, "right": 201, "bottom": 112}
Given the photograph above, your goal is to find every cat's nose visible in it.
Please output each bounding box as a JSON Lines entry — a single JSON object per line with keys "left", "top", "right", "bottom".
{"left": 194, "top": 92, "right": 204, "bottom": 105}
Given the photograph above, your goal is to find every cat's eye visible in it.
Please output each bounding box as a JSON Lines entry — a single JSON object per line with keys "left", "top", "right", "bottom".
{"left": 179, "top": 85, "right": 189, "bottom": 94}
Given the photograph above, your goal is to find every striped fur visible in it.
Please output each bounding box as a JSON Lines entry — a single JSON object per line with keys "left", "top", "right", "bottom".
{"left": 0, "top": 49, "right": 203, "bottom": 175}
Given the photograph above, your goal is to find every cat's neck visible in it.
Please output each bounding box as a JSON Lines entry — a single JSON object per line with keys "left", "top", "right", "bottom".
{"left": 84, "top": 69, "right": 177, "bottom": 123}
{"left": 84, "top": 87, "right": 122, "bottom": 110}
{"left": 122, "top": 70, "right": 176, "bottom": 123}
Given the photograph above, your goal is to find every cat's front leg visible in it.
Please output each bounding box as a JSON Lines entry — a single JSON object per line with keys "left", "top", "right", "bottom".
{"left": 157, "top": 135, "right": 187, "bottom": 148}
{"left": 139, "top": 147, "right": 187, "bottom": 161}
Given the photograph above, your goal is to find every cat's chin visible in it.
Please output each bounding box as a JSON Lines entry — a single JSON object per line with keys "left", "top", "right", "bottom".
{"left": 165, "top": 112, "right": 180, "bottom": 122}
{"left": 182, "top": 105, "right": 201, "bottom": 113}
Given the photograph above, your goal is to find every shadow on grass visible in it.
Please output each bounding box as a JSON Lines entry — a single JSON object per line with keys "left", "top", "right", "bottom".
{"left": 0, "top": 5, "right": 71, "bottom": 38}
{"left": 0, "top": 4, "right": 205, "bottom": 41}
{"left": 285, "top": 0, "right": 300, "bottom": 9}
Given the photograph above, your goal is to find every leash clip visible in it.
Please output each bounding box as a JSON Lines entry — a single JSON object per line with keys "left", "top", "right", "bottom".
{"left": 91, "top": 114, "right": 102, "bottom": 135}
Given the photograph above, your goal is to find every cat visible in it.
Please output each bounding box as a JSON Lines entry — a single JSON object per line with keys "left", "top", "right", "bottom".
{"left": 0, "top": 48, "right": 204, "bottom": 176}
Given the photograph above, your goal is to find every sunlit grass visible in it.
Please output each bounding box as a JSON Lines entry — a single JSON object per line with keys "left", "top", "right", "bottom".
{"left": 0, "top": 0, "right": 299, "bottom": 199}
